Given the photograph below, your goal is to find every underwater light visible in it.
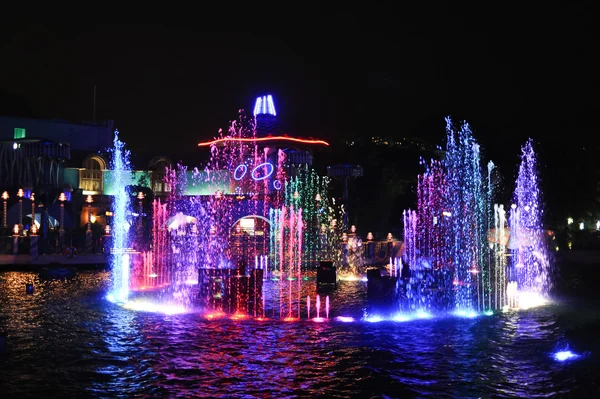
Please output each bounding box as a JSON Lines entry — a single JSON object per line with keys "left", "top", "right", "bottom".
{"left": 392, "top": 314, "right": 411, "bottom": 322}
{"left": 553, "top": 350, "right": 580, "bottom": 362}
{"left": 415, "top": 310, "right": 432, "bottom": 319}
{"left": 453, "top": 310, "right": 478, "bottom": 318}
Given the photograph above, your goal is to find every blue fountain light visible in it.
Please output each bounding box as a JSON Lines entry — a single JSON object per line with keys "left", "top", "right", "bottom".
{"left": 444, "top": 119, "right": 486, "bottom": 312}
{"left": 553, "top": 350, "right": 580, "bottom": 362}
{"left": 107, "top": 129, "right": 133, "bottom": 304}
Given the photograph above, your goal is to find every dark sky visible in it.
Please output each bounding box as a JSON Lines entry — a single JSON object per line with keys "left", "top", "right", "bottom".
{"left": 0, "top": 7, "right": 597, "bottom": 172}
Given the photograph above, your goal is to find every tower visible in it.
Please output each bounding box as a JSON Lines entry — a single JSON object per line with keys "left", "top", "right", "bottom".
{"left": 253, "top": 95, "right": 282, "bottom": 137}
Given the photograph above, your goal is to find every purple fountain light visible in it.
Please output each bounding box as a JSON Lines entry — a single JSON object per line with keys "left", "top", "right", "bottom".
{"left": 509, "top": 139, "right": 550, "bottom": 307}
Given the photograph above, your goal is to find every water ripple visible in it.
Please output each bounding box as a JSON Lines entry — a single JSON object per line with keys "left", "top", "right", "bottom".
{"left": 1, "top": 271, "right": 599, "bottom": 397}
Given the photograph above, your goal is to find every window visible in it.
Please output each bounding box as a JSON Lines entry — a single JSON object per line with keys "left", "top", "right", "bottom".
{"left": 14, "top": 128, "right": 26, "bottom": 139}
{"left": 81, "top": 157, "right": 105, "bottom": 193}
{"left": 151, "top": 159, "right": 170, "bottom": 193}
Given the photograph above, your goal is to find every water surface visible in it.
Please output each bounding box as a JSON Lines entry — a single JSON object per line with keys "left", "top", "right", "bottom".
{"left": 1, "top": 270, "right": 598, "bottom": 398}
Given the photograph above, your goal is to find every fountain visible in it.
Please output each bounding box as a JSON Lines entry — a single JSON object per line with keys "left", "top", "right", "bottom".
{"left": 508, "top": 139, "right": 550, "bottom": 307}
{"left": 107, "top": 130, "right": 133, "bottom": 304}
{"left": 105, "top": 96, "right": 345, "bottom": 319}
{"left": 104, "top": 100, "right": 551, "bottom": 322}
{"left": 386, "top": 118, "right": 552, "bottom": 320}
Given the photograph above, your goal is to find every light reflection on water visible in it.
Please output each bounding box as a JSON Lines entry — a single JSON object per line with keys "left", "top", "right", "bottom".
{"left": 1, "top": 271, "right": 599, "bottom": 398}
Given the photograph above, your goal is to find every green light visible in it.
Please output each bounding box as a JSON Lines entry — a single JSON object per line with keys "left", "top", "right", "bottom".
{"left": 484, "top": 310, "right": 493, "bottom": 316}
{"left": 13, "top": 127, "right": 26, "bottom": 139}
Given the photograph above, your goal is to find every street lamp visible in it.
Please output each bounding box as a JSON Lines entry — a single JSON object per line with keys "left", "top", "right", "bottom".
{"left": 58, "top": 192, "right": 66, "bottom": 234}
{"left": 137, "top": 191, "right": 144, "bottom": 212}
{"left": 17, "top": 188, "right": 24, "bottom": 233}
{"left": 136, "top": 191, "right": 145, "bottom": 238}
{"left": 30, "top": 193, "right": 35, "bottom": 232}
{"left": 2, "top": 191, "right": 8, "bottom": 228}
{"left": 86, "top": 195, "right": 93, "bottom": 233}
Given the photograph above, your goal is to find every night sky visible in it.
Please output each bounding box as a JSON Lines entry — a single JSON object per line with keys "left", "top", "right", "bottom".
{"left": 1, "top": 8, "right": 597, "bottom": 175}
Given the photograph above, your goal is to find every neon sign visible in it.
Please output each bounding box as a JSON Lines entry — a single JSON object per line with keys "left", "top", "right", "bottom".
{"left": 253, "top": 95, "right": 277, "bottom": 116}
{"left": 251, "top": 162, "right": 274, "bottom": 181}
{"left": 273, "top": 180, "right": 282, "bottom": 190}
{"left": 198, "top": 136, "right": 329, "bottom": 147}
{"left": 233, "top": 164, "right": 247, "bottom": 180}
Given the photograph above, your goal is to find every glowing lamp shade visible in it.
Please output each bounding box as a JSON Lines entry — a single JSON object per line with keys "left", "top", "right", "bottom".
{"left": 58, "top": 193, "right": 66, "bottom": 202}
{"left": 1, "top": 191, "right": 8, "bottom": 200}
{"left": 251, "top": 162, "right": 274, "bottom": 181}
{"left": 17, "top": 189, "right": 24, "bottom": 198}
{"left": 253, "top": 94, "right": 276, "bottom": 116}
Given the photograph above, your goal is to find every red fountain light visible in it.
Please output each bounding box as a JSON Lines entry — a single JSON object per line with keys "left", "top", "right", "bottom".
{"left": 198, "top": 136, "right": 330, "bottom": 147}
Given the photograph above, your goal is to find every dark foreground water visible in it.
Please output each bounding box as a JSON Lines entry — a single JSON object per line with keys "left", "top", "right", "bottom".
{"left": 1, "top": 265, "right": 600, "bottom": 398}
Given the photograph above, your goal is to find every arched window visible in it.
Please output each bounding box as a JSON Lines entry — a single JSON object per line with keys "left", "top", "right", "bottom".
{"left": 81, "top": 156, "right": 105, "bottom": 194}
{"left": 148, "top": 157, "right": 172, "bottom": 194}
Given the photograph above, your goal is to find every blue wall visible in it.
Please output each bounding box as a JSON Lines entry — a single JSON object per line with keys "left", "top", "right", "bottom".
{"left": 0, "top": 116, "right": 113, "bottom": 152}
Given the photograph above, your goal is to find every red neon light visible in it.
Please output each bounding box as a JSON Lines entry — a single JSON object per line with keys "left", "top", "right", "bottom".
{"left": 198, "top": 136, "right": 330, "bottom": 147}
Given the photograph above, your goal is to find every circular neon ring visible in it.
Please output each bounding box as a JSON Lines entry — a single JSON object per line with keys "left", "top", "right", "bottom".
{"left": 233, "top": 164, "right": 247, "bottom": 180}
{"left": 251, "top": 162, "right": 274, "bottom": 181}
{"left": 273, "top": 180, "right": 282, "bottom": 190}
